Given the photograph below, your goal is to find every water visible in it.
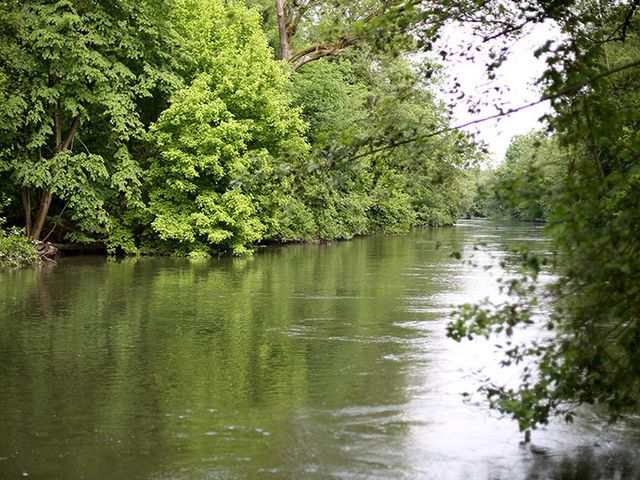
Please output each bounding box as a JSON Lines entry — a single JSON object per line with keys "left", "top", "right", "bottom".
{"left": 0, "top": 220, "right": 638, "bottom": 480}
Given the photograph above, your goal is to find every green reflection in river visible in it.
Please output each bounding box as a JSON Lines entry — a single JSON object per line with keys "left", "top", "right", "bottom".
{"left": 4, "top": 223, "right": 636, "bottom": 480}
{"left": 0, "top": 229, "right": 462, "bottom": 479}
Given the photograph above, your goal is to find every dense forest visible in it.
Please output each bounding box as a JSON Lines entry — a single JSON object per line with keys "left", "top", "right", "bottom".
{"left": 471, "top": 131, "right": 563, "bottom": 221}
{"left": 0, "top": 0, "right": 479, "bottom": 261}
{"left": 1, "top": 0, "right": 639, "bottom": 442}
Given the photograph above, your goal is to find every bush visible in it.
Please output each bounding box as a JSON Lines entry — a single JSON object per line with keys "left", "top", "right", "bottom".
{"left": 0, "top": 219, "right": 38, "bottom": 268}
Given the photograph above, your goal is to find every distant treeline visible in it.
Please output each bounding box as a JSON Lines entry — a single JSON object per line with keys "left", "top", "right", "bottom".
{"left": 470, "top": 131, "right": 563, "bottom": 222}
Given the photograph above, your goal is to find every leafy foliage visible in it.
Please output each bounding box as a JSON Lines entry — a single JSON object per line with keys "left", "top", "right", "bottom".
{"left": 450, "top": 1, "right": 640, "bottom": 439}
{"left": 145, "top": 0, "right": 309, "bottom": 255}
{"left": 251, "top": 0, "right": 424, "bottom": 69}
{"left": 0, "top": 0, "right": 181, "bottom": 243}
{"left": 473, "top": 131, "right": 564, "bottom": 221}
{"left": 0, "top": 219, "right": 37, "bottom": 268}
{"left": 0, "top": 0, "right": 483, "bottom": 260}
{"left": 289, "top": 55, "right": 480, "bottom": 239}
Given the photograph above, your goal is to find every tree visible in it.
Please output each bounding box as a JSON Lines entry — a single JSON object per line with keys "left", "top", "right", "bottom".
{"left": 287, "top": 52, "right": 480, "bottom": 237}
{"left": 250, "top": 0, "right": 424, "bottom": 70}
{"left": 0, "top": 0, "right": 180, "bottom": 242}
{"left": 474, "top": 131, "right": 564, "bottom": 221}
{"left": 144, "top": 0, "right": 309, "bottom": 255}
{"left": 448, "top": 0, "right": 640, "bottom": 440}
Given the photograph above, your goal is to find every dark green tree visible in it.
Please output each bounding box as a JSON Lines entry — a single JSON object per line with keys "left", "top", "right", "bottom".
{"left": 0, "top": 0, "right": 180, "bottom": 243}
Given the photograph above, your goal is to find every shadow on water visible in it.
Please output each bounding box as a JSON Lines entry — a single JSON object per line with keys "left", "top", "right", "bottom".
{"left": 0, "top": 220, "right": 638, "bottom": 479}
{"left": 523, "top": 446, "right": 640, "bottom": 480}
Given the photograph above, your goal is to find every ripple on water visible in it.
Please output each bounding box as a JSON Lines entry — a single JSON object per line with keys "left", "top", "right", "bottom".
{"left": 0, "top": 221, "right": 638, "bottom": 480}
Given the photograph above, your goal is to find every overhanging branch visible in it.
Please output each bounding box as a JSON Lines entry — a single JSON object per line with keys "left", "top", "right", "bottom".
{"left": 347, "top": 58, "right": 640, "bottom": 161}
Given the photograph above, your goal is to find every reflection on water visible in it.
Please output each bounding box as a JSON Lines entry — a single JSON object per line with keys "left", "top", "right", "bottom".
{"left": 0, "top": 220, "right": 638, "bottom": 479}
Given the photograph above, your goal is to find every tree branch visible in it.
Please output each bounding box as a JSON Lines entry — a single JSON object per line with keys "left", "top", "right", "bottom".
{"left": 290, "top": 35, "right": 363, "bottom": 70}
{"left": 287, "top": 0, "right": 399, "bottom": 70}
{"left": 620, "top": 0, "right": 640, "bottom": 41}
{"left": 288, "top": 0, "right": 320, "bottom": 41}
{"left": 60, "top": 115, "right": 80, "bottom": 152}
{"left": 482, "top": 19, "right": 532, "bottom": 43}
{"left": 346, "top": 58, "right": 640, "bottom": 161}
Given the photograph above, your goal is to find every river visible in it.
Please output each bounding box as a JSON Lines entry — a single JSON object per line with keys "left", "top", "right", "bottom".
{"left": 1, "top": 220, "right": 639, "bottom": 479}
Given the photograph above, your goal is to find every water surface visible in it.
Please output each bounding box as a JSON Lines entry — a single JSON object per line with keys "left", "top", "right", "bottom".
{"left": 1, "top": 220, "right": 639, "bottom": 479}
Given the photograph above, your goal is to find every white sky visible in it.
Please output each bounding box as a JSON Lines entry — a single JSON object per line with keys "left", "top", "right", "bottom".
{"left": 437, "top": 21, "right": 561, "bottom": 165}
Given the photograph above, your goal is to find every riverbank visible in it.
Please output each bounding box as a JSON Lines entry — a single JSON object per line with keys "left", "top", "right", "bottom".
{"left": 0, "top": 220, "right": 461, "bottom": 268}
{"left": 0, "top": 226, "right": 38, "bottom": 268}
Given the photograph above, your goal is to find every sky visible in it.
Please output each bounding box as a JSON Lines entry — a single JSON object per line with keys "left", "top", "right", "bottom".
{"left": 438, "top": 21, "right": 561, "bottom": 165}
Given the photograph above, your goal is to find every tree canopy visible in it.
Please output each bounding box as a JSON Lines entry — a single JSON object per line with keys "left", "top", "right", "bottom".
{"left": 0, "top": 0, "right": 480, "bottom": 255}
{"left": 0, "top": 0, "right": 181, "bottom": 243}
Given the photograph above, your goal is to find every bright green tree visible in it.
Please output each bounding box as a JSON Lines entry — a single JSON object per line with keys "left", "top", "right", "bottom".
{"left": 144, "top": 0, "right": 309, "bottom": 255}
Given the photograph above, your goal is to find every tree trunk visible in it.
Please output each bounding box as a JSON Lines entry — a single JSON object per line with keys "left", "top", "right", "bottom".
{"left": 275, "top": 0, "right": 290, "bottom": 60}
{"left": 31, "top": 190, "right": 52, "bottom": 240}
{"left": 21, "top": 187, "right": 32, "bottom": 237}
{"left": 28, "top": 110, "right": 81, "bottom": 240}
